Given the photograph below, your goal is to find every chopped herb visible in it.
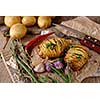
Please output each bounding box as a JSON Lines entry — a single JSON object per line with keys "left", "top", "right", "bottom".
{"left": 69, "top": 45, "right": 76, "bottom": 48}
{"left": 72, "top": 53, "right": 83, "bottom": 61}
{"left": 46, "top": 42, "right": 55, "bottom": 50}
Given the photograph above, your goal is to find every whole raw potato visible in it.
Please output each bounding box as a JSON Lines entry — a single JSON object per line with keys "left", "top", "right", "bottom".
{"left": 38, "top": 16, "right": 52, "bottom": 29}
{"left": 10, "top": 23, "right": 27, "bottom": 39}
{"left": 4, "top": 16, "right": 21, "bottom": 27}
{"left": 22, "top": 16, "right": 36, "bottom": 26}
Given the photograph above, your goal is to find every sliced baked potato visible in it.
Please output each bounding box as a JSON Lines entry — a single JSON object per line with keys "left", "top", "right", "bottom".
{"left": 38, "top": 37, "right": 71, "bottom": 58}
{"left": 64, "top": 45, "right": 89, "bottom": 71}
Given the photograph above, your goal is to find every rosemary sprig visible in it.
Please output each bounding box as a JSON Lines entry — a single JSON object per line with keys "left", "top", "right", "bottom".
{"left": 11, "top": 40, "right": 39, "bottom": 83}
{"left": 16, "top": 55, "right": 38, "bottom": 83}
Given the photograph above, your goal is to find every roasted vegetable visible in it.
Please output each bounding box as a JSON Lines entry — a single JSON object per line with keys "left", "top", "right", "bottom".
{"left": 64, "top": 45, "right": 89, "bottom": 71}
{"left": 22, "top": 16, "right": 36, "bottom": 26}
{"left": 38, "top": 16, "right": 52, "bottom": 29}
{"left": 10, "top": 23, "right": 27, "bottom": 39}
{"left": 4, "top": 16, "right": 21, "bottom": 27}
{"left": 38, "top": 37, "right": 71, "bottom": 58}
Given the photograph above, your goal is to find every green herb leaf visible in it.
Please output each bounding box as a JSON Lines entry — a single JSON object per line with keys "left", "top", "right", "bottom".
{"left": 48, "top": 76, "right": 60, "bottom": 83}
{"left": 46, "top": 42, "right": 55, "bottom": 50}
{"left": 65, "top": 72, "right": 71, "bottom": 83}
{"left": 51, "top": 66, "right": 71, "bottom": 83}
{"left": 69, "top": 45, "right": 76, "bottom": 48}
{"left": 72, "top": 53, "right": 82, "bottom": 61}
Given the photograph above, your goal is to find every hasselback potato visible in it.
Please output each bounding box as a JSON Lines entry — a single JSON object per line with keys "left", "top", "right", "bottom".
{"left": 64, "top": 45, "right": 89, "bottom": 71}
{"left": 38, "top": 37, "right": 71, "bottom": 58}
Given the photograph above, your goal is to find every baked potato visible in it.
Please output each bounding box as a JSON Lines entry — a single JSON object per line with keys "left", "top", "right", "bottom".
{"left": 38, "top": 37, "right": 71, "bottom": 58}
{"left": 64, "top": 45, "right": 89, "bottom": 71}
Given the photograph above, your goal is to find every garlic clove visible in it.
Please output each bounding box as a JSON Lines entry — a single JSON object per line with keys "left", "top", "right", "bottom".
{"left": 34, "top": 63, "right": 45, "bottom": 73}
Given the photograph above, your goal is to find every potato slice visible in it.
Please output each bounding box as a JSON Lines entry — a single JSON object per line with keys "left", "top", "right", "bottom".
{"left": 64, "top": 45, "right": 89, "bottom": 71}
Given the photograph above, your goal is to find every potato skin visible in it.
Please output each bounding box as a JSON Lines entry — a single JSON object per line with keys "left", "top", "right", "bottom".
{"left": 10, "top": 23, "right": 27, "bottom": 39}
{"left": 64, "top": 45, "right": 89, "bottom": 71}
{"left": 22, "top": 16, "right": 36, "bottom": 26}
{"left": 4, "top": 16, "right": 21, "bottom": 27}
{"left": 38, "top": 16, "right": 52, "bottom": 29}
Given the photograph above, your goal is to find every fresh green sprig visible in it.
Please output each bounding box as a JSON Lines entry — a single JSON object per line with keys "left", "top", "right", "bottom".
{"left": 48, "top": 76, "right": 60, "bottom": 83}
{"left": 11, "top": 40, "right": 39, "bottom": 83}
{"left": 72, "top": 53, "right": 82, "bottom": 61}
{"left": 51, "top": 66, "right": 71, "bottom": 83}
